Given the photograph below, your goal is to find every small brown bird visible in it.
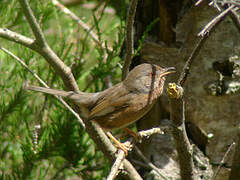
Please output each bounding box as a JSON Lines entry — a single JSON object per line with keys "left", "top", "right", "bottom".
{"left": 27, "top": 63, "right": 175, "bottom": 152}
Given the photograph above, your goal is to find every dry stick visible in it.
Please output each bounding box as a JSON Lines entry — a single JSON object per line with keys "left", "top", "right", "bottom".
{"left": 214, "top": 0, "right": 240, "bottom": 32}
{"left": 229, "top": 7, "right": 240, "bottom": 32}
{"left": 198, "top": 5, "right": 236, "bottom": 37}
{"left": 179, "top": 5, "right": 237, "bottom": 86}
{"left": 0, "top": 47, "right": 85, "bottom": 129}
{"left": 138, "top": 127, "right": 165, "bottom": 139}
{"left": 212, "top": 142, "right": 235, "bottom": 180}
{"left": 52, "top": 0, "right": 112, "bottom": 52}
{"left": 134, "top": 146, "right": 169, "bottom": 180}
{"left": 178, "top": 37, "right": 206, "bottom": 86}
{"left": 209, "top": 0, "right": 240, "bottom": 33}
{"left": 106, "top": 127, "right": 165, "bottom": 180}
{"left": 229, "top": 128, "right": 240, "bottom": 180}
{"left": 6, "top": 1, "right": 141, "bottom": 179}
{"left": 0, "top": 28, "right": 34, "bottom": 48}
{"left": 195, "top": 0, "right": 205, "bottom": 6}
{"left": 216, "top": 0, "right": 240, "bottom": 6}
{"left": 106, "top": 150, "right": 126, "bottom": 180}
{"left": 122, "top": 0, "right": 138, "bottom": 80}
{"left": 19, "top": 0, "right": 46, "bottom": 46}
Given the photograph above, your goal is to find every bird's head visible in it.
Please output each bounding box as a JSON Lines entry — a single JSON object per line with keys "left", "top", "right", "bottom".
{"left": 123, "top": 63, "right": 175, "bottom": 93}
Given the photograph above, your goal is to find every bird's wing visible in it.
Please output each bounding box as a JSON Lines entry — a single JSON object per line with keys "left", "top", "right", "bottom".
{"left": 89, "top": 84, "right": 132, "bottom": 119}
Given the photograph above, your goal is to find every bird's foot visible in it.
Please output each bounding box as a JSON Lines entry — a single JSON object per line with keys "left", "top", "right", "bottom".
{"left": 106, "top": 131, "right": 131, "bottom": 155}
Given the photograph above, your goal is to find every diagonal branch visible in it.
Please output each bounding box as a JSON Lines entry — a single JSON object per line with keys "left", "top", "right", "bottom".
{"left": 19, "top": 0, "right": 46, "bottom": 46}
{"left": 198, "top": 5, "right": 236, "bottom": 37}
{"left": 229, "top": 128, "right": 240, "bottom": 180}
{"left": 52, "top": 0, "right": 112, "bottom": 52}
{"left": 0, "top": 47, "right": 85, "bottom": 129}
{"left": 134, "top": 146, "right": 168, "bottom": 179}
{"left": 106, "top": 150, "right": 126, "bottom": 180}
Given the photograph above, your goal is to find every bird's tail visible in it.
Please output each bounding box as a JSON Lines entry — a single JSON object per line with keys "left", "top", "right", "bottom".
{"left": 26, "top": 86, "right": 75, "bottom": 97}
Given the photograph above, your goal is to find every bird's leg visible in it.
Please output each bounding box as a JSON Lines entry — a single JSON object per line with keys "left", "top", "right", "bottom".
{"left": 106, "top": 131, "right": 130, "bottom": 155}
{"left": 122, "top": 127, "right": 139, "bottom": 141}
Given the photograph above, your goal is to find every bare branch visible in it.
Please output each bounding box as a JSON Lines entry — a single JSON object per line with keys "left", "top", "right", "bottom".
{"left": 19, "top": 0, "right": 46, "bottom": 46}
{"left": 138, "top": 127, "right": 165, "bottom": 139}
{"left": 52, "top": 0, "right": 112, "bottom": 52}
{"left": 215, "top": 0, "right": 240, "bottom": 6}
{"left": 230, "top": 8, "right": 240, "bottom": 32}
{"left": 209, "top": 0, "right": 240, "bottom": 35}
{"left": 0, "top": 28, "right": 34, "bottom": 48}
{"left": 84, "top": 121, "right": 143, "bottom": 180}
{"left": 229, "top": 128, "right": 240, "bottom": 180}
{"left": 178, "top": 4, "right": 237, "bottom": 86}
{"left": 177, "top": 37, "right": 206, "bottom": 86}
{"left": 134, "top": 146, "right": 169, "bottom": 180}
{"left": 106, "top": 150, "right": 126, "bottom": 180}
{"left": 0, "top": 47, "right": 85, "bottom": 129}
{"left": 198, "top": 5, "right": 236, "bottom": 37}
{"left": 212, "top": 142, "right": 235, "bottom": 180}
{"left": 122, "top": 0, "right": 138, "bottom": 80}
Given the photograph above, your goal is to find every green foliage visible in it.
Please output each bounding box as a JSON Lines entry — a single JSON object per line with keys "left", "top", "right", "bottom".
{"left": 0, "top": 0, "right": 124, "bottom": 179}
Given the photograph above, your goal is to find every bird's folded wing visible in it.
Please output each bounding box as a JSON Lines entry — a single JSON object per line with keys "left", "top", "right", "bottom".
{"left": 89, "top": 85, "right": 132, "bottom": 119}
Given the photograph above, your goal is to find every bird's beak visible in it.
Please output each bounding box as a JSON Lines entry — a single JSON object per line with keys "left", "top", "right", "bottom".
{"left": 161, "top": 67, "right": 176, "bottom": 77}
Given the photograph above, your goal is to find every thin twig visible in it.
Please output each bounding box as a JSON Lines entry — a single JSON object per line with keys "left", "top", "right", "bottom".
{"left": 177, "top": 37, "right": 206, "bottom": 86}
{"left": 212, "top": 142, "right": 235, "bottom": 180}
{"left": 0, "top": 47, "right": 85, "bottom": 129}
{"left": 0, "top": 28, "right": 34, "bottom": 48}
{"left": 132, "top": 159, "right": 151, "bottom": 169}
{"left": 84, "top": 121, "right": 143, "bottom": 180}
{"left": 229, "top": 7, "right": 240, "bottom": 32}
{"left": 198, "top": 5, "right": 236, "bottom": 37}
{"left": 138, "top": 127, "right": 165, "bottom": 139}
{"left": 122, "top": 0, "right": 138, "bottom": 80}
{"left": 195, "top": 0, "right": 205, "bottom": 6}
{"left": 216, "top": 0, "right": 240, "bottom": 6}
{"left": 134, "top": 146, "right": 169, "bottom": 180}
{"left": 19, "top": 0, "right": 46, "bottom": 46}
{"left": 229, "top": 128, "right": 240, "bottom": 180}
{"left": 106, "top": 128, "right": 166, "bottom": 180}
{"left": 178, "top": 4, "right": 236, "bottom": 86}
{"left": 52, "top": 0, "right": 112, "bottom": 52}
{"left": 106, "top": 150, "right": 126, "bottom": 180}
{"left": 210, "top": 0, "right": 240, "bottom": 33}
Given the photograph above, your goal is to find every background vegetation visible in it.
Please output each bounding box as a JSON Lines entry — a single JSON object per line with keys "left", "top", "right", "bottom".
{"left": 0, "top": 0, "right": 126, "bottom": 179}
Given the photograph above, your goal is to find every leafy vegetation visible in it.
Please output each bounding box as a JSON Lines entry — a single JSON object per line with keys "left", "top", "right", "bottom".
{"left": 0, "top": 0, "right": 125, "bottom": 179}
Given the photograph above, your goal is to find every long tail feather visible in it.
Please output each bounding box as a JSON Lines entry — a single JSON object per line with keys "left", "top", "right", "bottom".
{"left": 26, "top": 86, "right": 74, "bottom": 97}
